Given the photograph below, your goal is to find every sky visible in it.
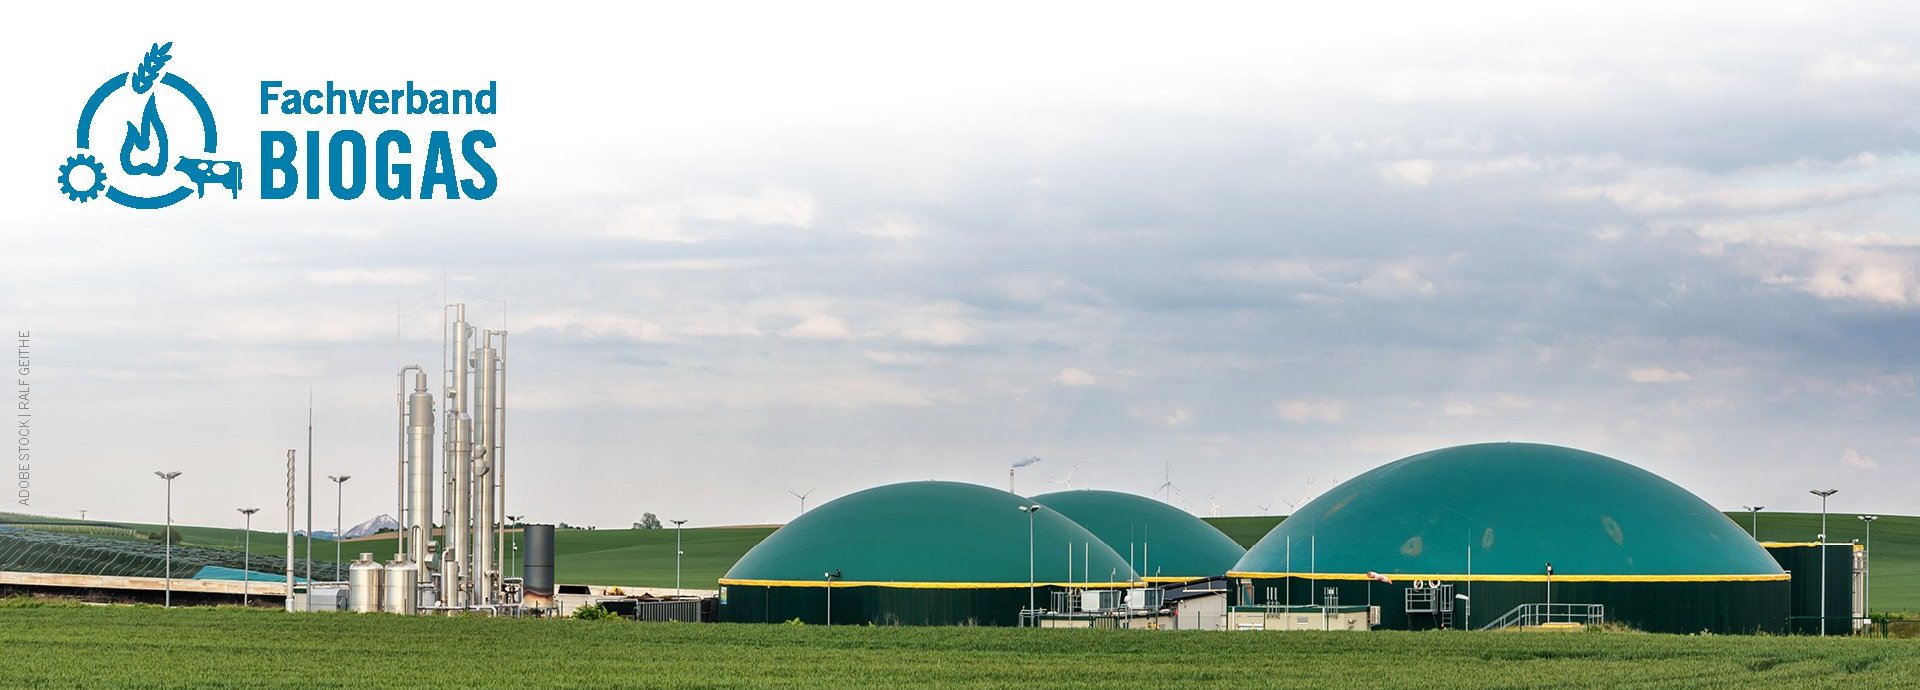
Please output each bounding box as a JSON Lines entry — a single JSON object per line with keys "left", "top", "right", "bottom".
{"left": 1, "top": 2, "right": 1916, "bottom": 531}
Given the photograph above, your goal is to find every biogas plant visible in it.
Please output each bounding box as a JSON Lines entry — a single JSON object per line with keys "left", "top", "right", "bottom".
{"left": 0, "top": 307, "right": 1866, "bottom": 635}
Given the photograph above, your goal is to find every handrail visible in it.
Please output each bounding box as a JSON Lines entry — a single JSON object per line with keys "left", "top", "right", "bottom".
{"left": 1480, "top": 602, "right": 1605, "bottom": 631}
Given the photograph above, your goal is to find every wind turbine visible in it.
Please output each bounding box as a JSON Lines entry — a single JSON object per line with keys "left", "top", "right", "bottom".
{"left": 1208, "top": 496, "right": 1223, "bottom": 517}
{"left": 1151, "top": 464, "right": 1181, "bottom": 503}
{"left": 1256, "top": 502, "right": 1273, "bottom": 515}
{"left": 1049, "top": 463, "right": 1078, "bottom": 490}
{"left": 788, "top": 488, "right": 815, "bottom": 517}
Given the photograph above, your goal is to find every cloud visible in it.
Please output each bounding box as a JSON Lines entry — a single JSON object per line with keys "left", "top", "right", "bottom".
{"left": 606, "top": 187, "right": 818, "bottom": 242}
{"left": 1841, "top": 448, "right": 1879, "bottom": 470}
{"left": 1055, "top": 368, "right": 1097, "bottom": 387}
{"left": 1275, "top": 399, "right": 1345, "bottom": 424}
{"left": 899, "top": 319, "right": 979, "bottom": 346}
{"left": 783, "top": 314, "right": 852, "bottom": 340}
{"left": 1627, "top": 368, "right": 1693, "bottom": 384}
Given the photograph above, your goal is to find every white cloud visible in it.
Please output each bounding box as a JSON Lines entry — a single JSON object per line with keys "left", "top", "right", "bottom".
{"left": 783, "top": 314, "right": 852, "bottom": 340}
{"left": 1627, "top": 367, "right": 1693, "bottom": 384}
{"left": 607, "top": 187, "right": 818, "bottom": 242}
{"left": 1055, "top": 368, "right": 1097, "bottom": 387}
{"left": 899, "top": 319, "right": 979, "bottom": 346}
{"left": 1842, "top": 448, "right": 1879, "bottom": 470}
{"left": 303, "top": 268, "right": 434, "bottom": 286}
{"left": 863, "top": 350, "right": 943, "bottom": 366}
{"left": 1379, "top": 159, "right": 1436, "bottom": 187}
{"left": 1275, "top": 399, "right": 1345, "bottom": 424}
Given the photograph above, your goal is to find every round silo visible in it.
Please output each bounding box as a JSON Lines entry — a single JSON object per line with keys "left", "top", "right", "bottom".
{"left": 347, "top": 553, "right": 384, "bottom": 613}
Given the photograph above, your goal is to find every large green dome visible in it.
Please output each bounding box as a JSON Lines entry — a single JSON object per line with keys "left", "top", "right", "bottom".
{"left": 1032, "top": 490, "right": 1245, "bottom": 582}
{"left": 1231, "top": 443, "right": 1785, "bottom": 580}
{"left": 723, "top": 481, "right": 1138, "bottom": 587}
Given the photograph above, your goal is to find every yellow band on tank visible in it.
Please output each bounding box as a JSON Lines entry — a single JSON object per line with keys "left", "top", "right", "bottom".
{"left": 1140, "top": 576, "right": 1211, "bottom": 584}
{"left": 1224, "top": 571, "right": 1790, "bottom": 583}
{"left": 718, "top": 578, "right": 1141, "bottom": 589}
{"left": 1758, "top": 541, "right": 1862, "bottom": 552}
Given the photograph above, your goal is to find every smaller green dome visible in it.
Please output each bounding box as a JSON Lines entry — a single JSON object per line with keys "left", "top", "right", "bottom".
{"left": 723, "top": 481, "right": 1138, "bottom": 587}
{"left": 1032, "top": 490, "right": 1245, "bottom": 581}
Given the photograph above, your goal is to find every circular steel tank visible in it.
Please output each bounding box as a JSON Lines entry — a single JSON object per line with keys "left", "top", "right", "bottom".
{"left": 383, "top": 554, "right": 419, "bottom": 615}
{"left": 347, "top": 553, "right": 385, "bottom": 613}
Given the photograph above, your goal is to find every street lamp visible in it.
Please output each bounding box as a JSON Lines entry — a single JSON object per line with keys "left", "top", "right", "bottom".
{"left": 671, "top": 519, "right": 687, "bottom": 596}
{"left": 1017, "top": 504, "right": 1042, "bottom": 624}
{"left": 237, "top": 508, "right": 260, "bottom": 605}
{"left": 1741, "top": 505, "right": 1764, "bottom": 540}
{"left": 154, "top": 471, "right": 182, "bottom": 607}
{"left": 1810, "top": 488, "right": 1838, "bottom": 636}
{"left": 328, "top": 475, "right": 351, "bottom": 573}
{"left": 1859, "top": 515, "right": 1878, "bottom": 622}
{"left": 823, "top": 569, "right": 841, "bottom": 626}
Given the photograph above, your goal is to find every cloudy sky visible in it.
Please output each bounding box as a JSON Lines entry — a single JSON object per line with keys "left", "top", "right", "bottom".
{"left": 2, "top": 2, "right": 1916, "bottom": 531}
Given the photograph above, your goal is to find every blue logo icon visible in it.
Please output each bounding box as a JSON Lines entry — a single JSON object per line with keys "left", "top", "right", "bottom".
{"left": 59, "top": 42, "right": 240, "bottom": 209}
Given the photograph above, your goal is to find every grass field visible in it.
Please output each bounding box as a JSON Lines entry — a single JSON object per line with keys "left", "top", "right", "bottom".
{"left": 0, "top": 598, "right": 1914, "bottom": 689}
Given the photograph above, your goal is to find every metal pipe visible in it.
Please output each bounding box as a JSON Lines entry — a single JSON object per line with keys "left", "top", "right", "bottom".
{"left": 473, "top": 337, "right": 498, "bottom": 604}
{"left": 448, "top": 413, "right": 472, "bottom": 606}
{"left": 397, "top": 366, "right": 420, "bottom": 562}
{"left": 443, "top": 307, "right": 471, "bottom": 606}
{"left": 285, "top": 449, "right": 295, "bottom": 612}
{"left": 494, "top": 331, "right": 508, "bottom": 582}
{"left": 405, "top": 370, "right": 435, "bottom": 586}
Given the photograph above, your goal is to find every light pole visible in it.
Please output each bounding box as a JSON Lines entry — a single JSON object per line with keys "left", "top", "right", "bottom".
{"left": 1741, "top": 505, "right": 1764, "bottom": 540}
{"left": 671, "top": 519, "right": 687, "bottom": 596}
{"left": 1017, "top": 504, "right": 1042, "bottom": 624}
{"left": 1859, "top": 515, "right": 1878, "bottom": 622}
{"left": 154, "top": 471, "right": 182, "bottom": 608}
{"left": 328, "top": 475, "right": 351, "bottom": 572}
{"left": 507, "top": 515, "right": 524, "bottom": 580}
{"left": 237, "top": 508, "right": 259, "bottom": 605}
{"left": 824, "top": 569, "right": 841, "bottom": 626}
{"left": 1810, "top": 488, "right": 1838, "bottom": 635}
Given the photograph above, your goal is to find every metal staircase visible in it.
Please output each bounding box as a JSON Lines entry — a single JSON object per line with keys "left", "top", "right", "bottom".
{"left": 1479, "top": 602, "right": 1605, "bottom": 631}
{"left": 1404, "top": 583, "right": 1455, "bottom": 629}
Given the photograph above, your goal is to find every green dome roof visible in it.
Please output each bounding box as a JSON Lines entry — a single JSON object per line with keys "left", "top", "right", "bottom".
{"left": 1232, "top": 443, "right": 1785, "bottom": 580}
{"left": 723, "top": 481, "right": 1139, "bottom": 587}
{"left": 1032, "top": 490, "right": 1245, "bottom": 581}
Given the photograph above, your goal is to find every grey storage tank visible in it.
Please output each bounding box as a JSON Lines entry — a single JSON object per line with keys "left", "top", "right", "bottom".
{"left": 347, "top": 553, "right": 384, "bottom": 613}
{"left": 524, "top": 524, "right": 555, "bottom": 601}
{"left": 383, "top": 554, "right": 419, "bottom": 615}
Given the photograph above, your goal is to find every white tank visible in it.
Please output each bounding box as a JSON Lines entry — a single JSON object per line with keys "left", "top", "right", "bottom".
{"left": 347, "top": 553, "right": 385, "bottom": 613}
{"left": 383, "top": 554, "right": 420, "bottom": 615}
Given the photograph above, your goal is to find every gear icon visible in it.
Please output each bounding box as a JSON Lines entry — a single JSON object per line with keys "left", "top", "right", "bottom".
{"left": 58, "top": 153, "right": 108, "bottom": 203}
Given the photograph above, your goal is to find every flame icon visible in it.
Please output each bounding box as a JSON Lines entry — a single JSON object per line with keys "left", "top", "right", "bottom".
{"left": 120, "top": 95, "right": 169, "bottom": 177}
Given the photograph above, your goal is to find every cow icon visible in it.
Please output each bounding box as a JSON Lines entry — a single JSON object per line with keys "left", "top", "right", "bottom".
{"left": 173, "top": 157, "right": 243, "bottom": 199}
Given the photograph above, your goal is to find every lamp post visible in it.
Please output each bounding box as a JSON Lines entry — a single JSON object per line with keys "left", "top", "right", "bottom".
{"left": 1858, "top": 515, "right": 1878, "bottom": 622}
{"left": 237, "top": 508, "right": 260, "bottom": 605}
{"left": 1810, "top": 488, "right": 1838, "bottom": 636}
{"left": 671, "top": 519, "right": 687, "bottom": 596}
{"left": 1017, "top": 504, "right": 1042, "bottom": 625}
{"left": 153, "top": 471, "right": 182, "bottom": 608}
{"left": 328, "top": 475, "right": 351, "bottom": 573}
{"left": 1741, "top": 505, "right": 1764, "bottom": 540}
{"left": 823, "top": 569, "right": 841, "bottom": 626}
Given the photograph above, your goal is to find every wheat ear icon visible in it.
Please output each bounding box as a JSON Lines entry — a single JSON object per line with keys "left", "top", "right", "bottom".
{"left": 130, "top": 42, "right": 173, "bottom": 95}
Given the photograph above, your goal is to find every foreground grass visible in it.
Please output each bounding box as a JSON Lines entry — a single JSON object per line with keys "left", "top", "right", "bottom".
{"left": 0, "top": 600, "right": 1916, "bottom": 689}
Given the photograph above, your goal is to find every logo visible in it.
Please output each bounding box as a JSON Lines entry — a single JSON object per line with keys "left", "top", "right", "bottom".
{"left": 58, "top": 42, "right": 237, "bottom": 210}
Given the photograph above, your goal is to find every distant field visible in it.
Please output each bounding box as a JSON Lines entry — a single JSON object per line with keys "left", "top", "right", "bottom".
{"left": 1, "top": 600, "right": 1916, "bottom": 689}
{"left": 8, "top": 511, "right": 1916, "bottom": 613}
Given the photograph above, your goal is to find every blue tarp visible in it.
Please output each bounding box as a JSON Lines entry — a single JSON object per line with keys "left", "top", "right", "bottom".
{"left": 192, "top": 565, "right": 310, "bottom": 583}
